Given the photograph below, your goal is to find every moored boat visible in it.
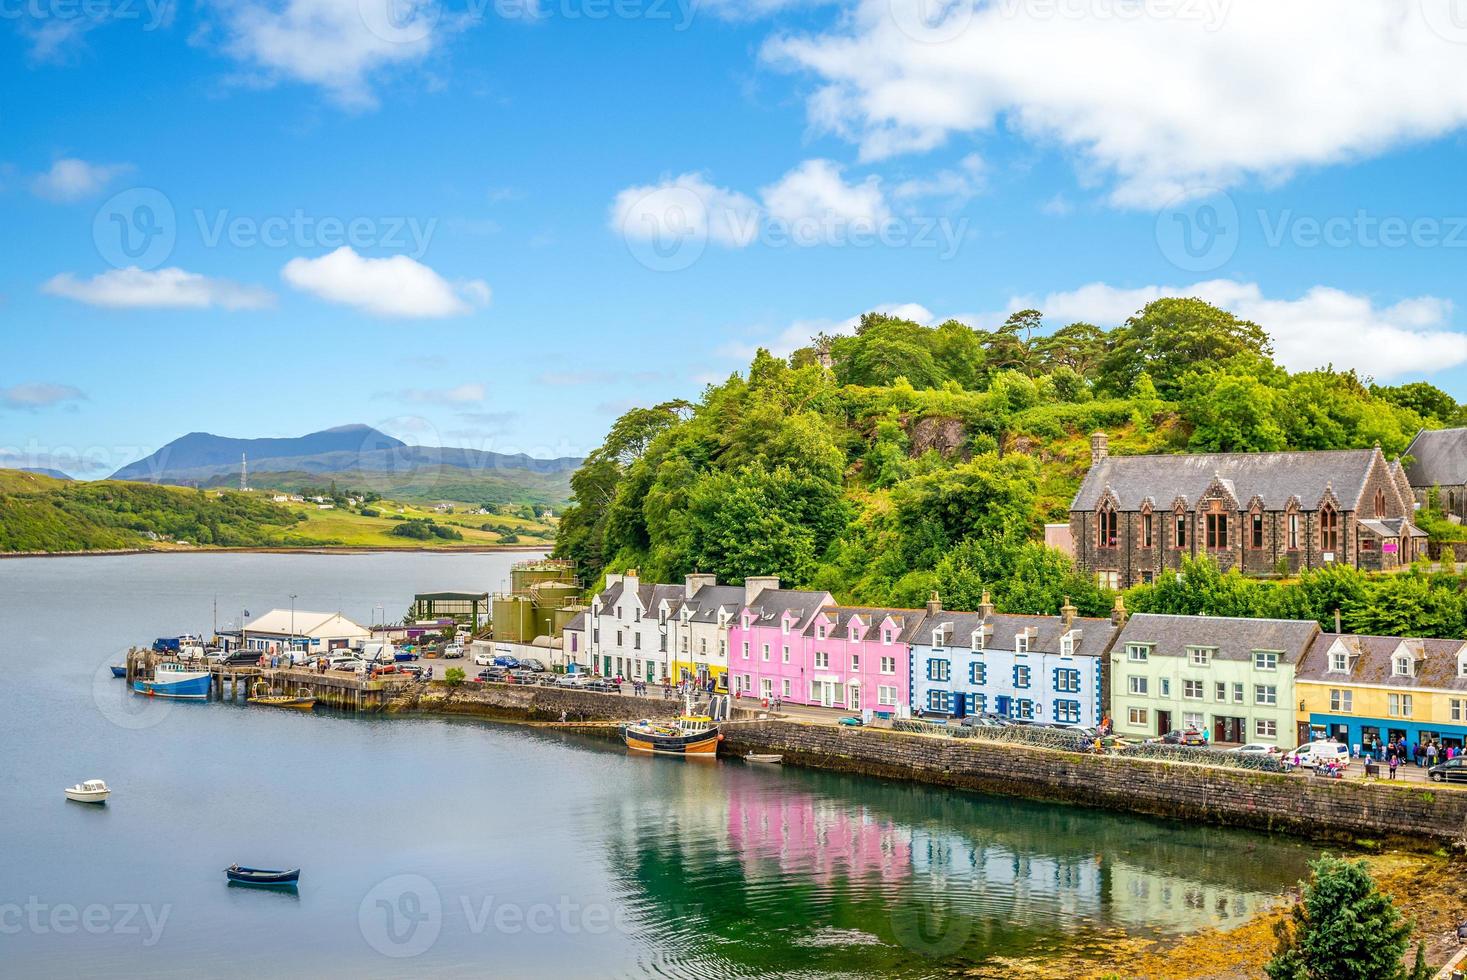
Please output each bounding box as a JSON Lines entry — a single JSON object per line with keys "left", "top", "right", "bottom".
{"left": 225, "top": 865, "right": 300, "bottom": 886}
{"left": 745, "top": 753, "right": 783, "bottom": 764}
{"left": 623, "top": 713, "right": 721, "bottom": 756}
{"left": 110, "top": 665, "right": 127, "bottom": 678}
{"left": 133, "top": 662, "right": 211, "bottom": 700}
{"left": 64, "top": 779, "right": 110, "bottom": 804}
{"left": 248, "top": 693, "right": 316, "bottom": 711}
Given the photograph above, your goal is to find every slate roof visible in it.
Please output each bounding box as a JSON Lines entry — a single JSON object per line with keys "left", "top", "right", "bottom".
{"left": 1115, "top": 613, "right": 1319, "bottom": 663}
{"left": 913, "top": 612, "right": 1119, "bottom": 658}
{"left": 1405, "top": 428, "right": 1467, "bottom": 488}
{"left": 680, "top": 585, "right": 746, "bottom": 623}
{"left": 1071, "top": 447, "right": 1383, "bottom": 513}
{"left": 742, "top": 589, "right": 832, "bottom": 631}
{"left": 804, "top": 606, "right": 930, "bottom": 643}
{"left": 1297, "top": 632, "right": 1467, "bottom": 691}
{"left": 564, "top": 610, "right": 587, "bottom": 632}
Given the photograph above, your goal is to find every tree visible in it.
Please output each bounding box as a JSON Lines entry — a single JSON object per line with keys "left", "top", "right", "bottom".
{"left": 1265, "top": 856, "right": 1412, "bottom": 980}
{"left": 1100, "top": 297, "right": 1273, "bottom": 398}
{"left": 444, "top": 667, "right": 465, "bottom": 688}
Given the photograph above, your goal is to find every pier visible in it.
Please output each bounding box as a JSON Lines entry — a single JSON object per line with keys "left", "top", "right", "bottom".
{"left": 123, "top": 649, "right": 416, "bottom": 712}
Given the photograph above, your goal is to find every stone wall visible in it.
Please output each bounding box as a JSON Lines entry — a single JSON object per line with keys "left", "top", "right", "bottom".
{"left": 721, "top": 720, "right": 1467, "bottom": 846}
{"left": 390, "top": 682, "right": 696, "bottom": 722}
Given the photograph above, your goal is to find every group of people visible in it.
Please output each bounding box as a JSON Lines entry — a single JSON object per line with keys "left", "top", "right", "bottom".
{"left": 1371, "top": 737, "right": 1458, "bottom": 770}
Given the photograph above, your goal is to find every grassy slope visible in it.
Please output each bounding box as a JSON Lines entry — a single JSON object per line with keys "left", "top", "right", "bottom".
{"left": 277, "top": 499, "right": 555, "bottom": 549}
{"left": 205, "top": 466, "right": 573, "bottom": 510}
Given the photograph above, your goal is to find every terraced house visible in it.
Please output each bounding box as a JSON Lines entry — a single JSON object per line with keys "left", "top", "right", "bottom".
{"left": 1296, "top": 633, "right": 1467, "bottom": 754}
{"left": 909, "top": 593, "right": 1122, "bottom": 727}
{"left": 1111, "top": 614, "right": 1319, "bottom": 744}
{"left": 565, "top": 570, "right": 688, "bottom": 681}
{"left": 1070, "top": 433, "right": 1424, "bottom": 589}
{"left": 725, "top": 586, "right": 834, "bottom": 704}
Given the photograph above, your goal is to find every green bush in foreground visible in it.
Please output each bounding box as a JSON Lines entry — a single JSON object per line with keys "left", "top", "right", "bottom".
{"left": 1266, "top": 856, "right": 1413, "bottom": 980}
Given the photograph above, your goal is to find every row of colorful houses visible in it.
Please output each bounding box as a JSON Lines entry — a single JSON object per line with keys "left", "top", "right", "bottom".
{"left": 561, "top": 571, "right": 1467, "bottom": 751}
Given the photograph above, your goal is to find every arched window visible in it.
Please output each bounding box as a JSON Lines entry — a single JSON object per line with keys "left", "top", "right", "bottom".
{"left": 1374, "top": 489, "right": 1386, "bottom": 518}
{"left": 1249, "top": 505, "right": 1264, "bottom": 549}
{"left": 1097, "top": 503, "right": 1118, "bottom": 548}
{"left": 1140, "top": 504, "right": 1153, "bottom": 549}
{"left": 1204, "top": 500, "right": 1229, "bottom": 550}
{"left": 1320, "top": 504, "right": 1339, "bottom": 553}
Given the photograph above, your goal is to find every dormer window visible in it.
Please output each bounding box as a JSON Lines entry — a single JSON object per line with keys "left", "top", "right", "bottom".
{"left": 971, "top": 629, "right": 983, "bottom": 650}
{"left": 1329, "top": 650, "right": 1348, "bottom": 673}
{"left": 1060, "top": 633, "right": 1074, "bottom": 657}
{"left": 932, "top": 628, "right": 947, "bottom": 649}
{"left": 882, "top": 630, "right": 893, "bottom": 645}
{"left": 1394, "top": 654, "right": 1412, "bottom": 677}
{"left": 1189, "top": 647, "right": 1212, "bottom": 667}
{"left": 1015, "top": 633, "right": 1029, "bottom": 655}
{"left": 816, "top": 624, "right": 826, "bottom": 640}
{"left": 1459, "top": 652, "right": 1467, "bottom": 678}
{"left": 849, "top": 623, "right": 859, "bottom": 640}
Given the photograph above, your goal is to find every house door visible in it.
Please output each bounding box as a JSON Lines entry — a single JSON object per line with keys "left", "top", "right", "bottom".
{"left": 847, "top": 683, "right": 861, "bottom": 711}
{"left": 1157, "top": 710, "right": 1172, "bottom": 736}
{"left": 1214, "top": 716, "right": 1244, "bottom": 743}
{"left": 1297, "top": 721, "right": 1313, "bottom": 746}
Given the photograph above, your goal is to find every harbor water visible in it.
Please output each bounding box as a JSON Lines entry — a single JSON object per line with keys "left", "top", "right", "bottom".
{"left": 0, "top": 552, "right": 1317, "bottom": 978}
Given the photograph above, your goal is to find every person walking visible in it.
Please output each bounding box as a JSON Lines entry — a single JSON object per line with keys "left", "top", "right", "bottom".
{"left": 1389, "top": 752, "right": 1399, "bottom": 780}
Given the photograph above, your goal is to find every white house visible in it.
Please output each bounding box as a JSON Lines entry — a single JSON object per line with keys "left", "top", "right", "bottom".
{"left": 232, "top": 609, "right": 372, "bottom": 658}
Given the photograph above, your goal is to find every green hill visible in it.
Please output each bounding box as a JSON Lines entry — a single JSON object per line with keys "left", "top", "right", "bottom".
{"left": 554, "top": 298, "right": 1454, "bottom": 618}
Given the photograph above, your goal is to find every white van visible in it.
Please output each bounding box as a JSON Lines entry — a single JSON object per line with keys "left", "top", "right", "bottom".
{"left": 1289, "top": 740, "right": 1350, "bottom": 769}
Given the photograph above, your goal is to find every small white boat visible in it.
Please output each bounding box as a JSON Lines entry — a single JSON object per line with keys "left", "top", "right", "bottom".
{"left": 745, "top": 753, "right": 783, "bottom": 764}
{"left": 64, "top": 779, "right": 110, "bottom": 804}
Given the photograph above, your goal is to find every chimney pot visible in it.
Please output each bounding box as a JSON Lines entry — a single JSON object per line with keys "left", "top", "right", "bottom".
{"left": 1090, "top": 431, "right": 1109, "bottom": 462}
{"left": 1061, "top": 595, "right": 1077, "bottom": 628}
{"left": 978, "top": 590, "right": 995, "bottom": 619}
{"left": 925, "top": 590, "right": 942, "bottom": 616}
{"left": 1110, "top": 593, "right": 1128, "bottom": 627}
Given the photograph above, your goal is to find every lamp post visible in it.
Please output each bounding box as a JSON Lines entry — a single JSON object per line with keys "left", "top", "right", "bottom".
{"left": 289, "top": 594, "right": 298, "bottom": 658}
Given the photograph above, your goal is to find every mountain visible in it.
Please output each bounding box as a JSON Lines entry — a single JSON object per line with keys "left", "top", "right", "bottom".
{"left": 11, "top": 467, "right": 73, "bottom": 480}
{"left": 109, "top": 424, "right": 582, "bottom": 508}
{"left": 110, "top": 424, "right": 407, "bottom": 481}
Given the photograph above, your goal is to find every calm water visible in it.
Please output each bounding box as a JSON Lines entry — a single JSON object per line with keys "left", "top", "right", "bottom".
{"left": 0, "top": 553, "right": 1316, "bottom": 978}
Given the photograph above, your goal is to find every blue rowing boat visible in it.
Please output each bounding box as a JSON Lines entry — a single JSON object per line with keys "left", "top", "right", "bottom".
{"left": 110, "top": 666, "right": 127, "bottom": 678}
{"left": 225, "top": 865, "right": 300, "bottom": 886}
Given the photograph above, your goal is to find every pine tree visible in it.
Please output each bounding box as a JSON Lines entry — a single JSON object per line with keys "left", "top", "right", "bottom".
{"left": 1266, "top": 856, "right": 1413, "bottom": 980}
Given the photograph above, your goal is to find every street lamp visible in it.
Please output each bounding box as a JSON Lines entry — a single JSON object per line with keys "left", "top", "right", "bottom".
{"left": 289, "top": 594, "right": 298, "bottom": 656}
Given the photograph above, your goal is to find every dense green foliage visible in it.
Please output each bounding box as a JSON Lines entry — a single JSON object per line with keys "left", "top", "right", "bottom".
{"left": 0, "top": 474, "right": 307, "bottom": 552}
{"left": 1266, "top": 856, "right": 1413, "bottom": 980}
{"left": 1125, "top": 556, "right": 1467, "bottom": 639}
{"left": 555, "top": 298, "right": 1460, "bottom": 613}
{"left": 388, "top": 518, "right": 463, "bottom": 541}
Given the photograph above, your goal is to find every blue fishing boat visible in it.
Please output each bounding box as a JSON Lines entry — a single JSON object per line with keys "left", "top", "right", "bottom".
{"left": 133, "top": 663, "right": 211, "bottom": 700}
{"left": 110, "top": 665, "right": 127, "bottom": 678}
{"left": 225, "top": 865, "right": 300, "bottom": 886}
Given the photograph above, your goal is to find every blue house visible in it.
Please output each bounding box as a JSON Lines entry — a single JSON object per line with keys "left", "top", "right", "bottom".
{"left": 908, "top": 595, "right": 1121, "bottom": 728}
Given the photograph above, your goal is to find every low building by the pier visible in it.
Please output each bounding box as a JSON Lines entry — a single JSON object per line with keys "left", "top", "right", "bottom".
{"left": 1295, "top": 632, "right": 1467, "bottom": 755}
{"left": 909, "top": 593, "right": 1122, "bottom": 726}
{"left": 221, "top": 608, "right": 372, "bottom": 657}
{"left": 1110, "top": 614, "right": 1319, "bottom": 745}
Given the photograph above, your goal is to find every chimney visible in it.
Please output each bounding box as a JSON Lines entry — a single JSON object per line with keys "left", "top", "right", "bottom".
{"left": 605, "top": 572, "right": 624, "bottom": 588}
{"left": 624, "top": 568, "right": 639, "bottom": 592}
{"left": 1060, "top": 595, "right": 1077, "bottom": 629}
{"left": 1111, "top": 594, "right": 1128, "bottom": 627}
{"left": 685, "top": 573, "right": 716, "bottom": 600}
{"left": 978, "top": 590, "right": 995, "bottom": 619}
{"left": 926, "top": 590, "right": 942, "bottom": 617}
{"left": 744, "top": 575, "right": 780, "bottom": 606}
{"left": 1091, "top": 431, "right": 1109, "bottom": 462}
{"left": 1334, "top": 608, "right": 1342, "bottom": 634}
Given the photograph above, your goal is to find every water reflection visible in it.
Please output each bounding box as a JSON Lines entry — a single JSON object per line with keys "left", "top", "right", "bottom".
{"left": 600, "top": 759, "right": 1314, "bottom": 975}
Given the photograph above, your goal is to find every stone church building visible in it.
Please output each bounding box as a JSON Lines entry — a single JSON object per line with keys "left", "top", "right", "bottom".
{"left": 1069, "top": 433, "right": 1426, "bottom": 589}
{"left": 1405, "top": 427, "right": 1467, "bottom": 519}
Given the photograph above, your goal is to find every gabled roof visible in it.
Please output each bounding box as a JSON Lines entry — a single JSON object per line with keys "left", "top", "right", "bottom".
{"left": 244, "top": 609, "right": 369, "bottom": 638}
{"left": 1071, "top": 447, "right": 1383, "bottom": 513}
{"left": 1115, "top": 613, "right": 1318, "bottom": 663}
{"left": 805, "top": 606, "right": 929, "bottom": 643}
{"left": 741, "top": 589, "right": 832, "bottom": 631}
{"left": 681, "top": 585, "right": 745, "bottom": 623}
{"left": 1405, "top": 427, "right": 1467, "bottom": 488}
{"left": 1297, "top": 632, "right": 1467, "bottom": 690}
{"left": 914, "top": 612, "right": 1118, "bottom": 657}
{"left": 564, "top": 610, "right": 587, "bottom": 632}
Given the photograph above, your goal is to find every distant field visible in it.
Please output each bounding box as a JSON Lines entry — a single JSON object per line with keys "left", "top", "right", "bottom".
{"left": 277, "top": 498, "right": 555, "bottom": 549}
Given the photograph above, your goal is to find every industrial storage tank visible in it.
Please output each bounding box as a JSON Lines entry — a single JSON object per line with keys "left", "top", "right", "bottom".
{"left": 510, "top": 559, "right": 577, "bottom": 592}
{"left": 491, "top": 594, "right": 537, "bottom": 643}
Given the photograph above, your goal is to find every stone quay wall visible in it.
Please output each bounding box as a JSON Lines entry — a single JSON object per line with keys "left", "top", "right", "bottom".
{"left": 389, "top": 681, "right": 751, "bottom": 724}
{"left": 721, "top": 721, "right": 1467, "bottom": 846}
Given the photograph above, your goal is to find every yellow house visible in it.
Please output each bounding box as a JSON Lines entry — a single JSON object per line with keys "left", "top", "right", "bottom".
{"left": 1294, "top": 633, "right": 1467, "bottom": 756}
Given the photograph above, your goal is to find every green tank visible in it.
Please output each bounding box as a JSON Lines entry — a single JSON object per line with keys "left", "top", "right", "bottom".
{"left": 491, "top": 595, "right": 537, "bottom": 643}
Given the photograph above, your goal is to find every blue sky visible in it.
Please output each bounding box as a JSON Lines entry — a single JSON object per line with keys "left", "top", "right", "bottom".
{"left": 8, "top": 1, "right": 1467, "bottom": 476}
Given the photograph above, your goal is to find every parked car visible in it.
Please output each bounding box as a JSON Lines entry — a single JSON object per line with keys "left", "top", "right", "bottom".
{"left": 441, "top": 645, "right": 465, "bottom": 660}
{"left": 583, "top": 679, "right": 619, "bottom": 693}
{"left": 220, "top": 650, "right": 261, "bottom": 667}
{"left": 1054, "top": 724, "right": 1100, "bottom": 740}
{"left": 836, "top": 716, "right": 864, "bottom": 727}
{"left": 1231, "top": 743, "right": 1283, "bottom": 756}
{"left": 492, "top": 655, "right": 521, "bottom": 670}
{"left": 324, "top": 654, "right": 364, "bottom": 671}
{"left": 507, "top": 669, "right": 539, "bottom": 684}
{"left": 1429, "top": 758, "right": 1467, "bottom": 782}
{"left": 1287, "top": 740, "right": 1351, "bottom": 769}
{"left": 477, "top": 666, "right": 509, "bottom": 682}
{"left": 519, "top": 657, "right": 547, "bottom": 672}
{"left": 473, "top": 652, "right": 494, "bottom": 667}
{"left": 555, "top": 674, "right": 591, "bottom": 688}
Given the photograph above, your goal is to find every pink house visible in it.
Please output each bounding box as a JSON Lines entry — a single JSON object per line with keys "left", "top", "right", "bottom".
{"left": 802, "top": 607, "right": 917, "bottom": 715}
{"left": 727, "top": 588, "right": 831, "bottom": 706}
{"left": 729, "top": 594, "right": 919, "bottom": 716}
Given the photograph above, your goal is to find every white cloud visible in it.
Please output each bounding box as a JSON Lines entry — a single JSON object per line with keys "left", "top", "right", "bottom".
{"left": 390, "top": 382, "right": 485, "bottom": 404}
{"left": 1016, "top": 280, "right": 1467, "bottom": 379}
{"left": 892, "top": 153, "right": 985, "bottom": 206}
{"left": 765, "top": 1, "right": 1467, "bottom": 207}
{"left": 1, "top": 383, "right": 86, "bottom": 411}
{"left": 31, "top": 158, "right": 131, "bottom": 202}
{"left": 42, "top": 268, "right": 275, "bottom": 310}
{"left": 761, "top": 159, "right": 890, "bottom": 227}
{"left": 281, "top": 246, "right": 489, "bottom": 318}
{"left": 212, "top": 0, "right": 450, "bottom": 109}
{"left": 611, "top": 172, "right": 760, "bottom": 249}
{"left": 719, "top": 301, "right": 937, "bottom": 360}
